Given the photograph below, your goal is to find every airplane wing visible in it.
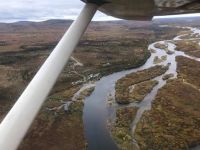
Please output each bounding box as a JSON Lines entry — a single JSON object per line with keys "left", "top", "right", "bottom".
{"left": 82, "top": 0, "right": 200, "bottom": 20}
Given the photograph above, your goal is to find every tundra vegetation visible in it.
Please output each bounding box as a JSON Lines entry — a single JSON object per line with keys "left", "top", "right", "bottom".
{"left": 111, "top": 107, "right": 138, "bottom": 150}
{"left": 115, "top": 65, "right": 168, "bottom": 104}
{"left": 1, "top": 18, "right": 200, "bottom": 149}
{"left": 0, "top": 20, "right": 153, "bottom": 149}
{"left": 128, "top": 80, "right": 159, "bottom": 102}
{"left": 175, "top": 40, "right": 200, "bottom": 58}
{"left": 162, "top": 73, "right": 174, "bottom": 80}
{"left": 112, "top": 19, "right": 200, "bottom": 150}
{"left": 134, "top": 56, "right": 200, "bottom": 149}
{"left": 153, "top": 55, "right": 167, "bottom": 64}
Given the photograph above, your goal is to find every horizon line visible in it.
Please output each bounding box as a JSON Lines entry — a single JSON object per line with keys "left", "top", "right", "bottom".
{"left": 0, "top": 13, "right": 200, "bottom": 24}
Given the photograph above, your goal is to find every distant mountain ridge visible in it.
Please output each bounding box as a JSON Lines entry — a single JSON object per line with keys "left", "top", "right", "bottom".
{"left": 0, "top": 16, "right": 200, "bottom": 33}
{"left": 0, "top": 19, "right": 153, "bottom": 33}
{"left": 0, "top": 19, "right": 74, "bottom": 33}
{"left": 153, "top": 16, "right": 200, "bottom": 25}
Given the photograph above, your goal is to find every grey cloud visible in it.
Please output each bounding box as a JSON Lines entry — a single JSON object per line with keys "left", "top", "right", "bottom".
{"left": 0, "top": 0, "right": 118, "bottom": 22}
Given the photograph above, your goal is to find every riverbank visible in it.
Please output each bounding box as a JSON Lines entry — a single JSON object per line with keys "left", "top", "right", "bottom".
{"left": 110, "top": 25, "right": 200, "bottom": 150}
{"left": 0, "top": 20, "right": 153, "bottom": 149}
{"left": 111, "top": 107, "right": 138, "bottom": 150}
{"left": 135, "top": 78, "right": 200, "bottom": 149}
{"left": 115, "top": 65, "right": 168, "bottom": 104}
{"left": 1, "top": 19, "right": 200, "bottom": 149}
{"left": 19, "top": 84, "right": 95, "bottom": 150}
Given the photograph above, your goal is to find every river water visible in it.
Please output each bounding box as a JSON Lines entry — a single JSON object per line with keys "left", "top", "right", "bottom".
{"left": 82, "top": 26, "right": 200, "bottom": 150}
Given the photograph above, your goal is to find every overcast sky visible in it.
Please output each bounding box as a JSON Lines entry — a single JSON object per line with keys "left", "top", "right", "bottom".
{"left": 0, "top": 0, "right": 119, "bottom": 23}
{"left": 0, "top": 0, "right": 199, "bottom": 23}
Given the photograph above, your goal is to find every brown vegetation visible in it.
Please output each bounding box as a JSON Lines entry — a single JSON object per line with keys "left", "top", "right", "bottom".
{"left": 19, "top": 84, "right": 95, "bottom": 150}
{"left": 129, "top": 80, "right": 158, "bottom": 102}
{"left": 135, "top": 80, "right": 200, "bottom": 150}
{"left": 111, "top": 107, "right": 138, "bottom": 150}
{"left": 20, "top": 102, "right": 86, "bottom": 150}
{"left": 176, "top": 56, "right": 200, "bottom": 88}
{"left": 76, "top": 86, "right": 95, "bottom": 101}
{"left": 134, "top": 56, "right": 200, "bottom": 149}
{"left": 154, "top": 43, "right": 168, "bottom": 51}
{"left": 175, "top": 40, "right": 200, "bottom": 58}
{"left": 153, "top": 55, "right": 167, "bottom": 64}
{"left": 115, "top": 65, "right": 168, "bottom": 104}
{"left": 0, "top": 20, "right": 152, "bottom": 149}
{"left": 162, "top": 73, "right": 174, "bottom": 80}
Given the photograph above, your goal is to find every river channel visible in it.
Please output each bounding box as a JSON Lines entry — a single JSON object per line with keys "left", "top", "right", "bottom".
{"left": 82, "top": 26, "right": 200, "bottom": 150}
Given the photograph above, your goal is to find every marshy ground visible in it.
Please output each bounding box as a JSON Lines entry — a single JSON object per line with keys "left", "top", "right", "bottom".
{"left": 112, "top": 22, "right": 200, "bottom": 150}
{"left": 0, "top": 20, "right": 153, "bottom": 149}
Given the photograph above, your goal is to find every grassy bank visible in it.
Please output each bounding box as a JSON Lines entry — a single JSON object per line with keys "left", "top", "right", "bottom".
{"left": 115, "top": 65, "right": 168, "bottom": 104}
{"left": 111, "top": 107, "right": 138, "bottom": 150}
{"left": 134, "top": 56, "right": 200, "bottom": 149}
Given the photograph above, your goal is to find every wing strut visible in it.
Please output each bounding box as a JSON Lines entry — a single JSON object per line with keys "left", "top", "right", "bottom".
{"left": 0, "top": 3, "right": 98, "bottom": 150}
